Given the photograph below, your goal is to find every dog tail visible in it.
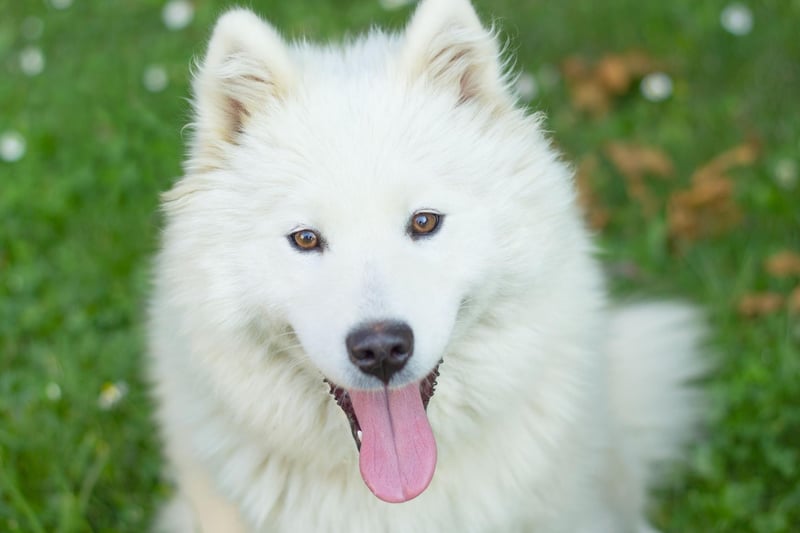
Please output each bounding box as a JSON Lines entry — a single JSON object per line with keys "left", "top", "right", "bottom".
{"left": 607, "top": 302, "right": 707, "bottom": 488}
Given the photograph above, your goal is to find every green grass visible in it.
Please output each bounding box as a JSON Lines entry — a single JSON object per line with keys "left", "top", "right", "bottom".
{"left": 1, "top": 0, "right": 798, "bottom": 531}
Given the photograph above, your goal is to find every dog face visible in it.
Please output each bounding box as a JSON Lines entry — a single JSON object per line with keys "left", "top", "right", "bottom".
{"left": 256, "top": 173, "right": 475, "bottom": 390}
{"left": 164, "top": 0, "right": 580, "bottom": 398}
{"left": 224, "top": 94, "right": 505, "bottom": 391}
{"left": 166, "top": 0, "right": 535, "bottom": 389}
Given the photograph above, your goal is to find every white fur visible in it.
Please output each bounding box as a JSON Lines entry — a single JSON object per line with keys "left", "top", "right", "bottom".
{"left": 149, "top": 1, "right": 704, "bottom": 531}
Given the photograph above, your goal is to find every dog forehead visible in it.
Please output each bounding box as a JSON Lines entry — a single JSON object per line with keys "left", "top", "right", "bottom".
{"left": 264, "top": 41, "right": 471, "bottom": 153}
{"left": 289, "top": 32, "right": 401, "bottom": 80}
{"left": 245, "top": 93, "right": 450, "bottom": 188}
{"left": 235, "top": 39, "right": 518, "bottom": 207}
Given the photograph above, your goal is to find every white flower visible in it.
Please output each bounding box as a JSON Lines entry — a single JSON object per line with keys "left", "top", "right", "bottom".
{"left": 98, "top": 381, "right": 129, "bottom": 410}
{"left": 0, "top": 131, "right": 26, "bottom": 163}
{"left": 163, "top": 1, "right": 195, "bottom": 31}
{"left": 640, "top": 72, "right": 673, "bottom": 102}
{"left": 720, "top": 3, "right": 753, "bottom": 36}
{"left": 143, "top": 64, "right": 169, "bottom": 93}
{"left": 773, "top": 159, "right": 797, "bottom": 190}
{"left": 514, "top": 72, "right": 539, "bottom": 101}
{"left": 19, "top": 46, "right": 45, "bottom": 77}
{"left": 45, "top": 382, "right": 62, "bottom": 401}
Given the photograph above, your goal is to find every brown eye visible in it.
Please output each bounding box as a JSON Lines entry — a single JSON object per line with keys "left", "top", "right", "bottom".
{"left": 409, "top": 211, "right": 443, "bottom": 238}
{"left": 289, "top": 229, "right": 322, "bottom": 252}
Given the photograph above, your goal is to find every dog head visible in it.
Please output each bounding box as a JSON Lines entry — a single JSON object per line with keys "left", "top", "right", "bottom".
{"left": 161, "top": 0, "right": 583, "bottom": 502}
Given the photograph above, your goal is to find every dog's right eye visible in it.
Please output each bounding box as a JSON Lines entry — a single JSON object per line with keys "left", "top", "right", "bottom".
{"left": 408, "top": 210, "right": 443, "bottom": 239}
{"left": 288, "top": 229, "right": 323, "bottom": 252}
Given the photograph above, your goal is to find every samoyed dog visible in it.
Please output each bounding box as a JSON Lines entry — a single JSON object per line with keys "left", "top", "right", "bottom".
{"left": 149, "top": 0, "right": 704, "bottom": 531}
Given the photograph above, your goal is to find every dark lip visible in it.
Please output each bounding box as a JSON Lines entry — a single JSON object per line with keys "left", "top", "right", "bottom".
{"left": 325, "top": 361, "right": 442, "bottom": 450}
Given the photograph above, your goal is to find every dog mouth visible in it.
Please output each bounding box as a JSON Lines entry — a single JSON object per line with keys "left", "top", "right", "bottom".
{"left": 326, "top": 363, "right": 441, "bottom": 449}
{"left": 325, "top": 361, "right": 441, "bottom": 503}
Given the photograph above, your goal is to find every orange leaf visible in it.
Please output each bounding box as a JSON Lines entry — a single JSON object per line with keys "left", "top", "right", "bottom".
{"left": 605, "top": 142, "right": 675, "bottom": 215}
{"left": 667, "top": 179, "right": 741, "bottom": 243}
{"left": 692, "top": 141, "right": 760, "bottom": 183}
{"left": 619, "top": 50, "right": 660, "bottom": 77}
{"left": 561, "top": 55, "right": 590, "bottom": 82}
{"left": 788, "top": 287, "right": 800, "bottom": 314}
{"left": 570, "top": 79, "right": 611, "bottom": 116}
{"left": 765, "top": 251, "right": 800, "bottom": 277}
{"left": 561, "top": 51, "right": 659, "bottom": 116}
{"left": 666, "top": 142, "right": 759, "bottom": 246}
{"left": 605, "top": 142, "right": 674, "bottom": 180}
{"left": 737, "top": 292, "right": 785, "bottom": 317}
{"left": 682, "top": 175, "right": 734, "bottom": 206}
{"left": 596, "top": 55, "right": 631, "bottom": 94}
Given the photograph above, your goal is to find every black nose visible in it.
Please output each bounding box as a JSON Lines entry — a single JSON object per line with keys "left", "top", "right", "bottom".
{"left": 346, "top": 321, "right": 414, "bottom": 384}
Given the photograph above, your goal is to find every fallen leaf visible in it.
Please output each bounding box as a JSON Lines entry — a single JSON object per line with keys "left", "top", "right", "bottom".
{"left": 737, "top": 292, "right": 785, "bottom": 318}
{"left": 619, "top": 50, "right": 660, "bottom": 77}
{"left": 561, "top": 55, "right": 590, "bottom": 82}
{"left": 596, "top": 55, "right": 631, "bottom": 94}
{"left": 681, "top": 175, "right": 735, "bottom": 205}
{"left": 605, "top": 142, "right": 674, "bottom": 215}
{"left": 692, "top": 140, "right": 760, "bottom": 183}
{"left": 668, "top": 177, "right": 741, "bottom": 242}
{"left": 605, "top": 142, "right": 674, "bottom": 180}
{"left": 667, "top": 141, "right": 759, "bottom": 245}
{"left": 561, "top": 51, "right": 660, "bottom": 116}
{"left": 571, "top": 79, "right": 612, "bottom": 116}
{"left": 789, "top": 287, "right": 800, "bottom": 314}
{"left": 765, "top": 251, "right": 800, "bottom": 278}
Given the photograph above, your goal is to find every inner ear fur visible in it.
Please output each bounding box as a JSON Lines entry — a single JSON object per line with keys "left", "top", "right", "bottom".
{"left": 190, "top": 9, "right": 295, "bottom": 164}
{"left": 399, "top": 0, "right": 513, "bottom": 112}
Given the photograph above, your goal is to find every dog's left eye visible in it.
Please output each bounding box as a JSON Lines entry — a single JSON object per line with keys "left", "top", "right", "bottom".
{"left": 409, "top": 211, "right": 443, "bottom": 238}
{"left": 288, "top": 229, "right": 323, "bottom": 252}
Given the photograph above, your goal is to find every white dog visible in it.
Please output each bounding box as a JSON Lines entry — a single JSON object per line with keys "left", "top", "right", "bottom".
{"left": 149, "top": 0, "right": 704, "bottom": 531}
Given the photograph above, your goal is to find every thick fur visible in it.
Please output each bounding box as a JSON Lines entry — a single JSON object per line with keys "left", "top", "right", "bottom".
{"left": 149, "top": 1, "right": 704, "bottom": 531}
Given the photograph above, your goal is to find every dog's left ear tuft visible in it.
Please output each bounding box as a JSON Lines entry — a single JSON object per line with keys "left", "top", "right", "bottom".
{"left": 190, "top": 9, "right": 295, "bottom": 166}
{"left": 399, "top": 0, "right": 512, "bottom": 112}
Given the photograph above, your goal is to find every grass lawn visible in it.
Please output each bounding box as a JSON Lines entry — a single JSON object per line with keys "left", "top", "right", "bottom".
{"left": 1, "top": 0, "right": 798, "bottom": 531}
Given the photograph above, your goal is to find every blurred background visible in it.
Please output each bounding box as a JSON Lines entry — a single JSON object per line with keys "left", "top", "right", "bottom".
{"left": 1, "top": 0, "right": 798, "bottom": 531}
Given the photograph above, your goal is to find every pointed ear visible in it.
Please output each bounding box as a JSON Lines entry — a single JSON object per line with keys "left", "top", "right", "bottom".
{"left": 398, "top": 0, "right": 512, "bottom": 112}
{"left": 191, "top": 9, "right": 295, "bottom": 165}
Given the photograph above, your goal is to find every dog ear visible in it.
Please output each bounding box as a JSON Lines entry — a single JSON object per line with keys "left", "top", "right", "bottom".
{"left": 190, "top": 9, "right": 295, "bottom": 165}
{"left": 399, "top": 0, "right": 512, "bottom": 112}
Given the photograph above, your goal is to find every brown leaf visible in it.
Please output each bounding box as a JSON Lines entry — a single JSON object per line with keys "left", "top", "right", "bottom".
{"left": 619, "top": 50, "right": 660, "bottom": 77}
{"left": 765, "top": 251, "right": 800, "bottom": 278}
{"left": 667, "top": 142, "right": 759, "bottom": 245}
{"left": 682, "top": 175, "right": 735, "bottom": 205}
{"left": 570, "top": 79, "right": 612, "bottom": 116}
{"left": 561, "top": 51, "right": 660, "bottom": 116}
{"left": 596, "top": 55, "right": 631, "bottom": 94}
{"left": 605, "top": 142, "right": 674, "bottom": 180}
{"left": 788, "top": 287, "right": 800, "bottom": 314}
{"left": 737, "top": 292, "right": 785, "bottom": 318}
{"left": 667, "top": 176, "right": 741, "bottom": 242}
{"left": 575, "top": 155, "right": 610, "bottom": 229}
{"left": 692, "top": 140, "right": 760, "bottom": 183}
{"left": 561, "top": 55, "right": 590, "bottom": 82}
{"left": 605, "top": 142, "right": 675, "bottom": 215}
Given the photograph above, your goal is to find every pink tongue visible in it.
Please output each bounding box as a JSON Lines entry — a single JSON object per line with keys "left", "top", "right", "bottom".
{"left": 348, "top": 382, "right": 437, "bottom": 503}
